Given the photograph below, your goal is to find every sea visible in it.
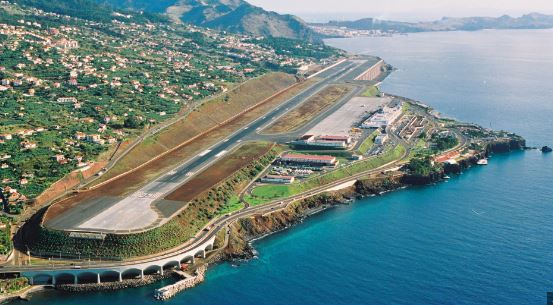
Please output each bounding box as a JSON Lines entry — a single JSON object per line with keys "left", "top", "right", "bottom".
{"left": 14, "top": 29, "right": 553, "bottom": 305}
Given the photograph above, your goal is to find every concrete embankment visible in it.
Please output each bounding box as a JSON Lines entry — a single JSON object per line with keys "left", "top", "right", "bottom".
{"left": 57, "top": 274, "right": 168, "bottom": 292}
{"left": 154, "top": 266, "right": 206, "bottom": 301}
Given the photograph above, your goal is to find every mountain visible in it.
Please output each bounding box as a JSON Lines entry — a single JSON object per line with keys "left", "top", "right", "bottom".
{"left": 96, "top": 0, "right": 318, "bottom": 41}
{"left": 314, "top": 13, "right": 553, "bottom": 34}
{"left": 15, "top": 0, "right": 168, "bottom": 23}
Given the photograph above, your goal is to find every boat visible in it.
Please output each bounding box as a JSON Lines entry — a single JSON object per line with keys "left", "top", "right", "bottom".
{"left": 443, "top": 175, "right": 451, "bottom": 180}
{"left": 477, "top": 159, "right": 488, "bottom": 165}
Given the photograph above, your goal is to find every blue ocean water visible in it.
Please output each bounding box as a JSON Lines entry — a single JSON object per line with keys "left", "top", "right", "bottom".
{"left": 16, "top": 30, "right": 553, "bottom": 305}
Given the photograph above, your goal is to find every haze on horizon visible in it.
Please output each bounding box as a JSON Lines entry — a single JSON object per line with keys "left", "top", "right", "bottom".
{"left": 247, "top": 0, "right": 553, "bottom": 22}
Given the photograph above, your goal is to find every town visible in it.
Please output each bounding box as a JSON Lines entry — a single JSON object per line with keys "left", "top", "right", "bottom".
{"left": 0, "top": 1, "right": 341, "bottom": 218}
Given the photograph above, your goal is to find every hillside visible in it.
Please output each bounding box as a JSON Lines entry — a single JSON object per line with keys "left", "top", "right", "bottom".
{"left": 0, "top": 0, "right": 340, "bottom": 215}
{"left": 314, "top": 13, "right": 553, "bottom": 34}
{"left": 97, "top": 0, "right": 319, "bottom": 41}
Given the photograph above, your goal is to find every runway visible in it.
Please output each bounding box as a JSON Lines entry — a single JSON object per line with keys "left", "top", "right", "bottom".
{"left": 44, "top": 57, "right": 383, "bottom": 233}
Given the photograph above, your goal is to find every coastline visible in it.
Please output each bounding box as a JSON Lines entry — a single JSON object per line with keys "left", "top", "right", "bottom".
{"left": 2, "top": 98, "right": 526, "bottom": 301}
{"left": 215, "top": 135, "right": 525, "bottom": 261}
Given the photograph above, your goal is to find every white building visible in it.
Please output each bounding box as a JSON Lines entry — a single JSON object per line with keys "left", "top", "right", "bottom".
{"left": 261, "top": 175, "right": 295, "bottom": 184}
{"left": 361, "top": 104, "right": 402, "bottom": 129}
{"left": 374, "top": 134, "right": 388, "bottom": 145}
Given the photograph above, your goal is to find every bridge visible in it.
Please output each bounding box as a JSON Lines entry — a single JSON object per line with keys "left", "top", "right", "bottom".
{"left": 17, "top": 236, "right": 215, "bottom": 286}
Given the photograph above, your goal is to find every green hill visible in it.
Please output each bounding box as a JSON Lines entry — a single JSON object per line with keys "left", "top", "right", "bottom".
{"left": 97, "top": 0, "right": 319, "bottom": 41}
{"left": 16, "top": 0, "right": 168, "bottom": 23}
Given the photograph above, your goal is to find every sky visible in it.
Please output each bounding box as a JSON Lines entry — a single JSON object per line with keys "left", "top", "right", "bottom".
{"left": 247, "top": 0, "right": 553, "bottom": 22}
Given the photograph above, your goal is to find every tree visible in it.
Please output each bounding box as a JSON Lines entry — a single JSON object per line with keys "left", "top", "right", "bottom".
{"left": 124, "top": 115, "right": 144, "bottom": 129}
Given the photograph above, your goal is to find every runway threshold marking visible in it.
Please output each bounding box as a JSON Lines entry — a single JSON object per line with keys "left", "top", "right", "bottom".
{"left": 215, "top": 150, "right": 228, "bottom": 158}
{"left": 199, "top": 149, "right": 211, "bottom": 157}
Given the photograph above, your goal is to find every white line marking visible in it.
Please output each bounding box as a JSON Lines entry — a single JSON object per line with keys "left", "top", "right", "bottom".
{"left": 215, "top": 150, "right": 228, "bottom": 158}
{"left": 199, "top": 149, "right": 211, "bottom": 157}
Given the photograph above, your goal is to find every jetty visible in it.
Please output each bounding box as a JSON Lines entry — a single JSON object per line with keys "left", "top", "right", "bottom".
{"left": 153, "top": 266, "right": 206, "bottom": 300}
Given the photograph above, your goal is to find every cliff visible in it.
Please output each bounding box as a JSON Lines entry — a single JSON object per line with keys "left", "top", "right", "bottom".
{"left": 222, "top": 194, "right": 342, "bottom": 259}
{"left": 220, "top": 136, "right": 527, "bottom": 260}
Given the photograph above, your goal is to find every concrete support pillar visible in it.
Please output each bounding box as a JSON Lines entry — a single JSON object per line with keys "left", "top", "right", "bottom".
{"left": 160, "top": 268, "right": 164, "bottom": 276}
{"left": 74, "top": 275, "right": 78, "bottom": 285}
{"left": 52, "top": 276, "right": 56, "bottom": 286}
{"left": 29, "top": 277, "right": 33, "bottom": 285}
{"left": 96, "top": 273, "right": 101, "bottom": 284}
{"left": 140, "top": 270, "right": 144, "bottom": 279}
{"left": 201, "top": 251, "right": 206, "bottom": 259}
{"left": 191, "top": 257, "right": 195, "bottom": 264}
{"left": 118, "top": 272, "right": 123, "bottom": 282}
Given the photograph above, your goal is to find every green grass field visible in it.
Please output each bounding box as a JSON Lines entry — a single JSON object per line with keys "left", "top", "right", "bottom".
{"left": 357, "top": 129, "right": 381, "bottom": 155}
{"left": 362, "top": 86, "right": 380, "bottom": 97}
{"left": 247, "top": 145, "right": 406, "bottom": 205}
{"left": 217, "top": 195, "right": 244, "bottom": 215}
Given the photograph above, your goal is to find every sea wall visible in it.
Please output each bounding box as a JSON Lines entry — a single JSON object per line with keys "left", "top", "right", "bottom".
{"left": 56, "top": 273, "right": 168, "bottom": 292}
{"left": 154, "top": 267, "right": 206, "bottom": 301}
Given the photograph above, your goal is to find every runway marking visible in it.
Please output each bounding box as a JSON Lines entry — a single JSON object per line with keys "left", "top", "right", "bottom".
{"left": 215, "top": 150, "right": 227, "bottom": 158}
{"left": 199, "top": 149, "right": 211, "bottom": 157}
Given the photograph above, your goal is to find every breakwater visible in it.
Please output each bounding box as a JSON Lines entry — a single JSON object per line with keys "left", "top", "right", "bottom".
{"left": 56, "top": 274, "right": 168, "bottom": 292}
{"left": 154, "top": 266, "right": 206, "bottom": 301}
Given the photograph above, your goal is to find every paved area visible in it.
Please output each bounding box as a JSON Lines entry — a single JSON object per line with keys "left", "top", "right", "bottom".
{"left": 44, "top": 57, "right": 382, "bottom": 233}
{"left": 307, "top": 97, "right": 390, "bottom": 136}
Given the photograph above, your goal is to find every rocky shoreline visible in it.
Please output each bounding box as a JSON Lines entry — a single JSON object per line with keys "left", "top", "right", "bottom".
{"left": 56, "top": 273, "right": 171, "bottom": 293}
{"left": 218, "top": 137, "right": 526, "bottom": 260}
{"left": 7, "top": 137, "right": 525, "bottom": 300}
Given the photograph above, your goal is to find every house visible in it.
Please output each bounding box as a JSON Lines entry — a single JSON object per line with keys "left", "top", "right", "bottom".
{"left": 20, "top": 141, "right": 37, "bottom": 150}
{"left": 0, "top": 134, "right": 12, "bottom": 141}
{"left": 19, "top": 178, "right": 28, "bottom": 185}
{"left": 86, "top": 134, "right": 104, "bottom": 144}
{"left": 55, "top": 39, "right": 79, "bottom": 50}
{"left": 57, "top": 97, "right": 77, "bottom": 103}
{"left": 261, "top": 175, "right": 295, "bottom": 184}
{"left": 18, "top": 130, "right": 34, "bottom": 137}
{"left": 53, "top": 154, "right": 66, "bottom": 164}
{"left": 74, "top": 132, "right": 86, "bottom": 140}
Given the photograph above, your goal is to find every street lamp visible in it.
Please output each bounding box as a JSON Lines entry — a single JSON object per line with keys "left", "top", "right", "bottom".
{"left": 25, "top": 245, "right": 31, "bottom": 266}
